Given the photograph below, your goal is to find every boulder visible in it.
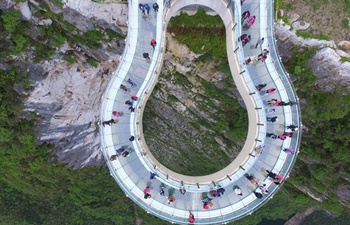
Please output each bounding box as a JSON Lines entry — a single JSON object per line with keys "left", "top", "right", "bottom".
{"left": 336, "top": 49, "right": 350, "bottom": 58}
{"left": 338, "top": 40, "right": 350, "bottom": 51}
{"left": 292, "top": 20, "right": 310, "bottom": 31}
{"left": 337, "top": 184, "right": 350, "bottom": 208}
{"left": 17, "top": 1, "right": 32, "bottom": 21}
{"left": 308, "top": 47, "right": 350, "bottom": 91}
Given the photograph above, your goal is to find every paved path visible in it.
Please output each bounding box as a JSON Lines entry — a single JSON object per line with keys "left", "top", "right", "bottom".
{"left": 99, "top": 0, "right": 302, "bottom": 224}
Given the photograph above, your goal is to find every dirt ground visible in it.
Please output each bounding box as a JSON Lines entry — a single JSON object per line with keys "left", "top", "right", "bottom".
{"left": 283, "top": 0, "right": 350, "bottom": 42}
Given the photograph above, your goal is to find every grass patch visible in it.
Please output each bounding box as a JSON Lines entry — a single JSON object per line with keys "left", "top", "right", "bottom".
{"left": 341, "top": 18, "right": 349, "bottom": 29}
{"left": 167, "top": 9, "right": 226, "bottom": 59}
{"left": 63, "top": 55, "right": 75, "bottom": 64}
{"left": 296, "top": 30, "right": 331, "bottom": 40}
{"left": 340, "top": 57, "right": 350, "bottom": 63}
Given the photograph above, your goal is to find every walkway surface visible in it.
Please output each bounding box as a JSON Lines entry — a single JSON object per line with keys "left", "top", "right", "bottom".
{"left": 99, "top": 0, "right": 302, "bottom": 224}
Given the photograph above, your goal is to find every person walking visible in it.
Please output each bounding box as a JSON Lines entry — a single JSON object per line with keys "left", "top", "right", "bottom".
{"left": 150, "top": 38, "right": 157, "bottom": 49}
{"left": 266, "top": 116, "right": 278, "bottom": 123}
{"left": 131, "top": 95, "right": 138, "bottom": 101}
{"left": 266, "top": 170, "right": 277, "bottom": 179}
{"left": 168, "top": 195, "right": 176, "bottom": 204}
{"left": 129, "top": 106, "right": 135, "bottom": 112}
{"left": 145, "top": 4, "right": 151, "bottom": 15}
{"left": 188, "top": 212, "right": 196, "bottom": 223}
{"left": 241, "top": 10, "right": 250, "bottom": 23}
{"left": 129, "top": 136, "right": 135, "bottom": 141}
{"left": 116, "top": 147, "right": 125, "bottom": 154}
{"left": 266, "top": 88, "right": 276, "bottom": 94}
{"left": 256, "top": 83, "right": 267, "bottom": 91}
{"left": 246, "top": 16, "right": 256, "bottom": 27}
{"left": 159, "top": 186, "right": 165, "bottom": 196}
{"left": 144, "top": 186, "right": 152, "bottom": 199}
{"left": 120, "top": 84, "right": 128, "bottom": 92}
{"left": 255, "top": 37, "right": 264, "bottom": 48}
{"left": 102, "top": 119, "right": 116, "bottom": 127}
{"left": 243, "top": 35, "right": 251, "bottom": 47}
{"left": 139, "top": 3, "right": 145, "bottom": 15}
{"left": 127, "top": 78, "right": 135, "bottom": 87}
{"left": 149, "top": 172, "right": 158, "bottom": 180}
{"left": 283, "top": 148, "right": 294, "bottom": 155}
{"left": 235, "top": 188, "right": 243, "bottom": 196}
{"left": 153, "top": 3, "right": 159, "bottom": 13}
{"left": 125, "top": 100, "right": 133, "bottom": 106}
{"left": 143, "top": 52, "right": 150, "bottom": 60}
{"left": 286, "top": 125, "right": 298, "bottom": 131}
{"left": 254, "top": 191, "right": 263, "bottom": 199}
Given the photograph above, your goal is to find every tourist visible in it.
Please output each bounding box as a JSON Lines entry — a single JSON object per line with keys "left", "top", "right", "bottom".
{"left": 129, "top": 136, "right": 135, "bottom": 141}
{"left": 121, "top": 150, "right": 130, "bottom": 157}
{"left": 129, "top": 106, "right": 135, "bottom": 112}
{"left": 266, "top": 133, "right": 278, "bottom": 140}
{"left": 256, "top": 83, "right": 267, "bottom": 91}
{"left": 110, "top": 155, "right": 117, "bottom": 161}
{"left": 150, "top": 172, "right": 158, "bottom": 180}
{"left": 143, "top": 52, "right": 150, "bottom": 60}
{"left": 180, "top": 187, "right": 186, "bottom": 195}
{"left": 125, "top": 100, "right": 133, "bottom": 106}
{"left": 283, "top": 147, "right": 294, "bottom": 155}
{"left": 235, "top": 188, "right": 243, "bottom": 196}
{"left": 120, "top": 84, "right": 128, "bottom": 92}
{"left": 102, "top": 119, "right": 116, "bottom": 127}
{"left": 116, "top": 147, "right": 125, "bottom": 154}
{"left": 266, "top": 116, "right": 278, "bottom": 123}
{"left": 144, "top": 186, "right": 152, "bottom": 199}
{"left": 266, "top": 170, "right": 277, "bottom": 179}
{"left": 131, "top": 95, "right": 138, "bottom": 101}
{"left": 241, "top": 11, "right": 250, "bottom": 23}
{"left": 189, "top": 212, "right": 196, "bottom": 223}
{"left": 127, "top": 78, "right": 135, "bottom": 87}
{"left": 159, "top": 187, "right": 165, "bottom": 196}
{"left": 150, "top": 38, "right": 157, "bottom": 49}
{"left": 145, "top": 4, "right": 150, "bottom": 15}
{"left": 254, "top": 191, "right": 263, "bottom": 199}
{"left": 168, "top": 195, "right": 176, "bottom": 204}
{"left": 246, "top": 15, "right": 256, "bottom": 27}
{"left": 245, "top": 174, "right": 256, "bottom": 184}
{"left": 153, "top": 3, "right": 159, "bottom": 13}
{"left": 255, "top": 37, "right": 264, "bottom": 49}
{"left": 278, "top": 134, "right": 287, "bottom": 140}
{"left": 266, "top": 88, "right": 276, "bottom": 94}
{"left": 139, "top": 3, "right": 145, "bottom": 15}
{"left": 286, "top": 125, "right": 298, "bottom": 131}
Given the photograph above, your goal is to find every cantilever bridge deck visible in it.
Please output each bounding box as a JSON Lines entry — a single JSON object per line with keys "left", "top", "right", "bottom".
{"left": 99, "top": 0, "right": 301, "bottom": 224}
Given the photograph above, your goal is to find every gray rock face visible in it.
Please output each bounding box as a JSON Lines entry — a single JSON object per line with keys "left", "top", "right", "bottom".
{"left": 142, "top": 36, "right": 247, "bottom": 175}
{"left": 337, "top": 184, "right": 350, "bottom": 209}
{"left": 275, "top": 25, "right": 350, "bottom": 91}
{"left": 16, "top": 1, "right": 32, "bottom": 21}
{"left": 308, "top": 48, "right": 350, "bottom": 92}
{"left": 13, "top": 1, "right": 127, "bottom": 169}
{"left": 275, "top": 24, "right": 336, "bottom": 59}
{"left": 24, "top": 59, "right": 118, "bottom": 168}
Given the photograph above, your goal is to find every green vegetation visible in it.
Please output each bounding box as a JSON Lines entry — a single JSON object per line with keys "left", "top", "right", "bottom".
{"left": 283, "top": 47, "right": 350, "bottom": 216}
{"left": 63, "top": 55, "right": 75, "bottom": 64}
{"left": 143, "top": 10, "right": 248, "bottom": 176}
{"left": 341, "top": 18, "right": 349, "bottom": 29}
{"left": 1, "top": 3, "right": 350, "bottom": 225}
{"left": 301, "top": 210, "right": 350, "bottom": 225}
{"left": 167, "top": 9, "right": 226, "bottom": 59}
{"left": 296, "top": 30, "right": 331, "bottom": 41}
{"left": 340, "top": 57, "right": 350, "bottom": 63}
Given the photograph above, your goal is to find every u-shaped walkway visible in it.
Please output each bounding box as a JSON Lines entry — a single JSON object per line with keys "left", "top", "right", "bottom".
{"left": 99, "top": 0, "right": 302, "bottom": 224}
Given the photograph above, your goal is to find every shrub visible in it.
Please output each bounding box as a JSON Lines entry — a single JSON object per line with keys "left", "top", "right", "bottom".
{"left": 1, "top": 8, "right": 21, "bottom": 32}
